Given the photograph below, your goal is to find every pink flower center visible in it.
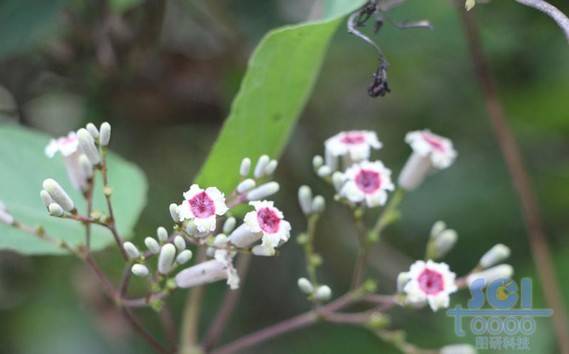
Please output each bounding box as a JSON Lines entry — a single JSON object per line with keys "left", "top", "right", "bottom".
{"left": 59, "top": 136, "right": 78, "bottom": 146}
{"left": 421, "top": 133, "right": 446, "bottom": 152}
{"left": 256, "top": 207, "right": 281, "bottom": 234}
{"left": 188, "top": 192, "right": 216, "bottom": 218}
{"left": 340, "top": 133, "right": 366, "bottom": 145}
{"left": 355, "top": 169, "right": 381, "bottom": 194}
{"left": 418, "top": 268, "right": 445, "bottom": 295}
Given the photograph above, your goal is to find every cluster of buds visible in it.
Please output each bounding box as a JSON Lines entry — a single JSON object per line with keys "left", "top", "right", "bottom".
{"left": 132, "top": 155, "right": 290, "bottom": 290}
{"left": 297, "top": 277, "right": 332, "bottom": 301}
{"left": 127, "top": 228, "right": 194, "bottom": 276}
{"left": 45, "top": 122, "right": 110, "bottom": 192}
{"left": 396, "top": 222, "right": 513, "bottom": 312}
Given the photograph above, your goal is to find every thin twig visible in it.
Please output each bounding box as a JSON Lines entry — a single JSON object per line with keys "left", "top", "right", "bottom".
{"left": 179, "top": 247, "right": 208, "bottom": 353}
{"left": 203, "top": 254, "right": 252, "bottom": 350}
{"left": 515, "top": 0, "right": 569, "bottom": 42}
{"left": 456, "top": 4, "right": 569, "bottom": 354}
{"left": 209, "top": 290, "right": 365, "bottom": 354}
{"left": 122, "top": 307, "right": 171, "bottom": 354}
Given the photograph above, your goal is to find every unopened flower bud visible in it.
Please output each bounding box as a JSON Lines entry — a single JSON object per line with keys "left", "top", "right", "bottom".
{"left": 176, "top": 250, "right": 193, "bottom": 265}
{"left": 169, "top": 203, "right": 181, "bottom": 223}
{"left": 40, "top": 190, "right": 54, "bottom": 209}
{"left": 175, "top": 259, "right": 228, "bottom": 288}
{"left": 332, "top": 172, "right": 345, "bottom": 190}
{"left": 123, "top": 242, "right": 140, "bottom": 259}
{"left": 297, "top": 277, "right": 314, "bottom": 294}
{"left": 99, "top": 122, "right": 111, "bottom": 146}
{"left": 430, "top": 221, "right": 446, "bottom": 238}
{"left": 298, "top": 185, "right": 313, "bottom": 215}
{"left": 240, "top": 157, "right": 251, "bottom": 177}
{"left": 43, "top": 178, "right": 75, "bottom": 212}
{"left": 48, "top": 203, "right": 64, "bottom": 217}
{"left": 223, "top": 217, "right": 236, "bottom": 234}
{"left": 479, "top": 244, "right": 511, "bottom": 268}
{"left": 467, "top": 264, "right": 514, "bottom": 289}
{"left": 131, "top": 264, "right": 149, "bottom": 277}
{"left": 431, "top": 230, "right": 458, "bottom": 259}
{"left": 158, "top": 244, "right": 177, "bottom": 274}
{"left": 174, "top": 236, "right": 186, "bottom": 251}
{"left": 254, "top": 155, "right": 270, "bottom": 178}
{"left": 311, "top": 196, "right": 325, "bottom": 214}
{"left": 229, "top": 224, "right": 261, "bottom": 248}
{"left": 79, "top": 154, "right": 93, "bottom": 179}
{"left": 252, "top": 244, "right": 275, "bottom": 256}
{"left": 312, "top": 155, "right": 324, "bottom": 170}
{"left": 77, "top": 128, "right": 100, "bottom": 165}
{"left": 440, "top": 344, "right": 477, "bottom": 354}
{"left": 86, "top": 123, "right": 99, "bottom": 139}
{"left": 144, "top": 237, "right": 160, "bottom": 254}
{"left": 264, "top": 160, "right": 278, "bottom": 176}
{"left": 317, "top": 165, "right": 332, "bottom": 177}
{"left": 214, "top": 234, "right": 229, "bottom": 247}
{"left": 246, "top": 182, "right": 279, "bottom": 201}
{"left": 157, "top": 227, "right": 168, "bottom": 242}
{"left": 314, "top": 285, "right": 332, "bottom": 301}
{"left": 237, "top": 179, "right": 256, "bottom": 194}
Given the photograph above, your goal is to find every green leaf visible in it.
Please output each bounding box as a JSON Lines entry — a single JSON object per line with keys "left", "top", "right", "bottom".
{"left": 0, "top": 124, "right": 147, "bottom": 255}
{"left": 196, "top": 0, "right": 365, "bottom": 191}
{"left": 109, "top": 0, "right": 144, "bottom": 13}
{"left": 0, "top": 0, "right": 69, "bottom": 59}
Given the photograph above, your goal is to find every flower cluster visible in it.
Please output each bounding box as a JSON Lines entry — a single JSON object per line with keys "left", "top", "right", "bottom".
{"left": 40, "top": 122, "right": 291, "bottom": 292}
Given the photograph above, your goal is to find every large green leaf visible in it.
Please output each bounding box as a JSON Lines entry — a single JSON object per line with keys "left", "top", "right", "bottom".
{"left": 0, "top": 0, "right": 69, "bottom": 59}
{"left": 196, "top": 0, "right": 365, "bottom": 191}
{"left": 0, "top": 124, "right": 147, "bottom": 255}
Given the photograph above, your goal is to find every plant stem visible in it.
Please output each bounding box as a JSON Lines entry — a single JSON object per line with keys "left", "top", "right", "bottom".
{"left": 122, "top": 307, "right": 171, "bottom": 354}
{"left": 304, "top": 214, "right": 320, "bottom": 286}
{"left": 515, "top": 0, "right": 569, "bottom": 42}
{"left": 202, "top": 254, "right": 252, "bottom": 351}
{"left": 209, "top": 290, "right": 363, "bottom": 354}
{"left": 179, "top": 247, "right": 208, "bottom": 354}
{"left": 351, "top": 208, "right": 369, "bottom": 289}
{"left": 99, "top": 148, "right": 128, "bottom": 260}
{"left": 456, "top": 4, "right": 569, "bottom": 354}
{"left": 369, "top": 188, "right": 404, "bottom": 241}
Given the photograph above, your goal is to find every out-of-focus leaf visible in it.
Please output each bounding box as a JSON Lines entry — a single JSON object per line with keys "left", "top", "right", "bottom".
{"left": 0, "top": 124, "right": 147, "bottom": 255}
{"left": 109, "top": 0, "right": 143, "bottom": 13}
{"left": 0, "top": 0, "right": 69, "bottom": 59}
{"left": 196, "top": 0, "right": 365, "bottom": 191}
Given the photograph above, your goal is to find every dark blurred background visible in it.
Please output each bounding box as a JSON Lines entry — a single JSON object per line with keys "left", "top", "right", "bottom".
{"left": 0, "top": 0, "right": 568, "bottom": 353}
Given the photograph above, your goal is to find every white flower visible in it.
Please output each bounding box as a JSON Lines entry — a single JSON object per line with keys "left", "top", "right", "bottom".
{"left": 340, "top": 161, "right": 394, "bottom": 207}
{"left": 324, "top": 130, "right": 382, "bottom": 166}
{"left": 398, "top": 130, "right": 457, "bottom": 190}
{"left": 405, "top": 130, "right": 456, "bottom": 169}
{"left": 45, "top": 132, "right": 80, "bottom": 158}
{"left": 178, "top": 184, "right": 228, "bottom": 233}
{"left": 45, "top": 132, "right": 90, "bottom": 191}
{"left": 242, "top": 201, "right": 291, "bottom": 254}
{"left": 215, "top": 249, "right": 240, "bottom": 289}
{"left": 403, "top": 260, "right": 457, "bottom": 311}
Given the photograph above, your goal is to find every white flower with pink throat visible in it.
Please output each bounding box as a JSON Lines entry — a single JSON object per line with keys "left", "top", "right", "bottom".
{"left": 325, "top": 130, "right": 382, "bottom": 168}
{"left": 398, "top": 130, "right": 457, "bottom": 190}
{"left": 339, "top": 161, "right": 394, "bottom": 207}
{"left": 240, "top": 201, "right": 291, "bottom": 255}
{"left": 178, "top": 184, "right": 228, "bottom": 233}
{"left": 45, "top": 132, "right": 89, "bottom": 191}
{"left": 401, "top": 260, "right": 457, "bottom": 311}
